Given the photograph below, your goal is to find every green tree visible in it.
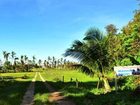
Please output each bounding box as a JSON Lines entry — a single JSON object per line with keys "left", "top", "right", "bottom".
{"left": 38, "top": 59, "right": 42, "bottom": 67}
{"left": 105, "top": 24, "right": 118, "bottom": 35}
{"left": 64, "top": 28, "right": 111, "bottom": 92}
{"left": 32, "top": 56, "right": 36, "bottom": 65}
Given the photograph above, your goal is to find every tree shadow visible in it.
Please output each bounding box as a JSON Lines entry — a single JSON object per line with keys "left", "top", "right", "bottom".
{"left": 44, "top": 80, "right": 140, "bottom": 105}
{"left": 0, "top": 80, "right": 30, "bottom": 105}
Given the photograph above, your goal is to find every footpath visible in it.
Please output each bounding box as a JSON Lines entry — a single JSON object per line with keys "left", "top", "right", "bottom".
{"left": 21, "top": 72, "right": 37, "bottom": 105}
{"left": 38, "top": 72, "right": 76, "bottom": 105}
{"left": 21, "top": 72, "right": 75, "bottom": 105}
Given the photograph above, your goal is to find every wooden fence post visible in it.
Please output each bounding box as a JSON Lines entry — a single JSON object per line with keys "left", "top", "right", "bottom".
{"left": 76, "top": 78, "right": 78, "bottom": 88}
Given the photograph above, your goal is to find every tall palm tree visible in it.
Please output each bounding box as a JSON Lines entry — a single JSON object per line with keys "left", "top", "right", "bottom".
{"left": 3, "top": 51, "right": 10, "bottom": 62}
{"left": 52, "top": 56, "right": 55, "bottom": 67}
{"left": 38, "top": 59, "right": 42, "bottom": 67}
{"left": 6, "top": 53, "right": 10, "bottom": 61}
{"left": 32, "top": 56, "right": 36, "bottom": 65}
{"left": 20, "top": 55, "right": 24, "bottom": 65}
{"left": 44, "top": 60, "right": 47, "bottom": 68}
{"left": 47, "top": 56, "right": 51, "bottom": 67}
{"left": 3, "top": 51, "right": 7, "bottom": 62}
{"left": 11, "top": 51, "right": 16, "bottom": 65}
{"left": 64, "top": 28, "right": 111, "bottom": 92}
{"left": 24, "top": 55, "right": 28, "bottom": 64}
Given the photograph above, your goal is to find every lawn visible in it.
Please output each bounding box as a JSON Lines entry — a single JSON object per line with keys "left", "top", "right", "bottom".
{"left": 0, "top": 72, "right": 35, "bottom": 105}
{"left": 0, "top": 69, "right": 139, "bottom": 105}
{"left": 34, "top": 72, "right": 50, "bottom": 105}
{"left": 40, "top": 68, "right": 96, "bottom": 82}
{"left": 40, "top": 69, "right": 140, "bottom": 105}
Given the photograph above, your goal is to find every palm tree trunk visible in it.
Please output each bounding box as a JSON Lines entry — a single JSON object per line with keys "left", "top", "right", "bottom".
{"left": 97, "top": 77, "right": 101, "bottom": 89}
{"left": 98, "top": 61, "right": 111, "bottom": 92}
{"left": 102, "top": 76, "right": 111, "bottom": 93}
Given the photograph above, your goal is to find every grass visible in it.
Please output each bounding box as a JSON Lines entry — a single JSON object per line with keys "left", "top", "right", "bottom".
{"left": 40, "top": 68, "right": 96, "bottom": 82}
{"left": 0, "top": 72, "right": 35, "bottom": 105}
{"left": 34, "top": 72, "right": 52, "bottom": 105}
{"left": 40, "top": 69, "right": 140, "bottom": 105}
{"left": 0, "top": 69, "right": 140, "bottom": 105}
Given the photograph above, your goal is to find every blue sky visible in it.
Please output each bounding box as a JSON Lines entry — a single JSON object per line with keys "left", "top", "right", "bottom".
{"left": 0, "top": 0, "right": 138, "bottom": 61}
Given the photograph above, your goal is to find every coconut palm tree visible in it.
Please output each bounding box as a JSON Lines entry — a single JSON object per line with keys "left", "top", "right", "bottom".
{"left": 32, "top": 56, "right": 36, "bottom": 65}
{"left": 20, "top": 55, "right": 24, "bottom": 65}
{"left": 11, "top": 51, "right": 16, "bottom": 65}
{"left": 3, "top": 51, "right": 7, "bottom": 61}
{"left": 64, "top": 28, "right": 111, "bottom": 92}
{"left": 3, "top": 51, "right": 10, "bottom": 62}
{"left": 24, "top": 55, "right": 28, "bottom": 65}
{"left": 38, "top": 59, "right": 42, "bottom": 67}
{"left": 44, "top": 60, "right": 47, "bottom": 68}
{"left": 6, "top": 53, "right": 10, "bottom": 61}
{"left": 13, "top": 57, "right": 19, "bottom": 72}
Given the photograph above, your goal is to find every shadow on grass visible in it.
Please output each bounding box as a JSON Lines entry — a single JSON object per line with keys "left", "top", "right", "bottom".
{"left": 44, "top": 81, "right": 140, "bottom": 105}
{"left": 34, "top": 81, "right": 50, "bottom": 105}
{"left": 0, "top": 80, "right": 30, "bottom": 105}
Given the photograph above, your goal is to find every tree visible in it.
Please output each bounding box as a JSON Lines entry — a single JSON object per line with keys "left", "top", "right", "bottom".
{"left": 121, "top": 10, "right": 140, "bottom": 65}
{"left": 105, "top": 24, "right": 118, "bottom": 35}
{"left": 13, "top": 57, "right": 19, "bottom": 72}
{"left": 3, "top": 51, "right": 10, "bottom": 62}
{"left": 24, "top": 55, "right": 28, "bottom": 64}
{"left": 11, "top": 51, "right": 16, "bottom": 65}
{"left": 105, "top": 25, "right": 122, "bottom": 68}
{"left": 64, "top": 28, "right": 111, "bottom": 92}
{"left": 38, "top": 59, "right": 42, "bottom": 67}
{"left": 32, "top": 56, "right": 36, "bottom": 65}
{"left": 20, "top": 55, "right": 24, "bottom": 65}
{"left": 3, "top": 51, "right": 7, "bottom": 61}
{"left": 44, "top": 60, "right": 47, "bottom": 68}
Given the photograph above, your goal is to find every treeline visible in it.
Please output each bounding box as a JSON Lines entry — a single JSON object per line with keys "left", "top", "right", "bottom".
{"left": 0, "top": 51, "right": 74, "bottom": 72}
{"left": 64, "top": 10, "right": 140, "bottom": 92}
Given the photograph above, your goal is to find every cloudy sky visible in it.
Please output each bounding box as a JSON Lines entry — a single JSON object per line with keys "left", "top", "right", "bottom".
{"left": 0, "top": 0, "right": 138, "bottom": 61}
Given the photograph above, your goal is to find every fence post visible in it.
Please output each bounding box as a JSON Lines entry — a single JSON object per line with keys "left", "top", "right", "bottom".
{"left": 62, "top": 76, "right": 64, "bottom": 82}
{"left": 76, "top": 78, "right": 78, "bottom": 88}
{"left": 115, "top": 75, "right": 118, "bottom": 93}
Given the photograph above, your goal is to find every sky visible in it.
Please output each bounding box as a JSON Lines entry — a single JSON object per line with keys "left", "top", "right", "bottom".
{"left": 0, "top": 0, "right": 138, "bottom": 61}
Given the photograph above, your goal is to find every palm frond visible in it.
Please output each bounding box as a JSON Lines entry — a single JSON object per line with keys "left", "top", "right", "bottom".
{"left": 84, "top": 27, "right": 103, "bottom": 41}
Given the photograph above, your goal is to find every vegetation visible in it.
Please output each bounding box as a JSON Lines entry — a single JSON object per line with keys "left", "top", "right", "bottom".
{"left": 64, "top": 9, "right": 140, "bottom": 93}
{"left": 0, "top": 2, "right": 140, "bottom": 105}
{"left": 0, "top": 51, "right": 73, "bottom": 73}
{"left": 0, "top": 72, "right": 35, "bottom": 105}
{"left": 40, "top": 69, "right": 140, "bottom": 105}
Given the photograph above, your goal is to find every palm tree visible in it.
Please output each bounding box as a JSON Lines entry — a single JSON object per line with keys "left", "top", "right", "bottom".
{"left": 44, "top": 60, "right": 47, "bottom": 68}
{"left": 52, "top": 56, "right": 55, "bottom": 68}
{"left": 32, "top": 56, "right": 36, "bottom": 65}
{"left": 13, "top": 57, "right": 19, "bottom": 72}
{"left": 47, "top": 56, "right": 51, "bottom": 67}
{"left": 3, "top": 51, "right": 7, "bottom": 61}
{"left": 64, "top": 28, "right": 111, "bottom": 92}
{"left": 3, "top": 51, "right": 10, "bottom": 62}
{"left": 38, "top": 59, "right": 42, "bottom": 67}
{"left": 24, "top": 55, "right": 28, "bottom": 64}
{"left": 20, "top": 55, "right": 24, "bottom": 65}
{"left": 6, "top": 53, "right": 10, "bottom": 61}
{"left": 11, "top": 51, "right": 16, "bottom": 65}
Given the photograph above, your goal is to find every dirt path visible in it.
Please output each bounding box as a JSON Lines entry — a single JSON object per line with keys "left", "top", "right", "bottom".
{"left": 38, "top": 72, "right": 76, "bottom": 105}
{"left": 20, "top": 72, "right": 37, "bottom": 105}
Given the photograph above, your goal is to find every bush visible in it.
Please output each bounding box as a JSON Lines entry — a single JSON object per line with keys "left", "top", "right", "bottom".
{"left": 53, "top": 77, "right": 61, "bottom": 82}
{"left": 22, "top": 74, "right": 30, "bottom": 79}
{"left": 118, "top": 76, "right": 140, "bottom": 90}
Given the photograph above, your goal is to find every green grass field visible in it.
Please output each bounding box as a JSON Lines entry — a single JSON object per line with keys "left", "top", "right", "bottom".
{"left": 0, "top": 69, "right": 140, "bottom": 105}
{"left": 0, "top": 72, "right": 35, "bottom": 105}
{"left": 40, "top": 69, "right": 140, "bottom": 105}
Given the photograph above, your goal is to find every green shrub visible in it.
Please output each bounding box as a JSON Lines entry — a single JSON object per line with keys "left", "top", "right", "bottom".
{"left": 119, "top": 76, "right": 139, "bottom": 90}
{"left": 22, "top": 74, "right": 30, "bottom": 79}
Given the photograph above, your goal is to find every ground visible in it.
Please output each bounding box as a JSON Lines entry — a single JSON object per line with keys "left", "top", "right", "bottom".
{"left": 0, "top": 69, "right": 140, "bottom": 105}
